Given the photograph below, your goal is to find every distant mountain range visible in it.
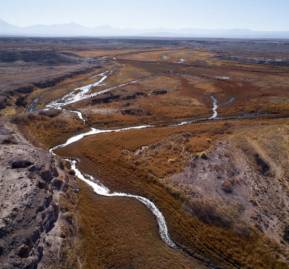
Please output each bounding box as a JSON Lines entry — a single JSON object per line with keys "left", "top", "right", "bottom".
{"left": 1, "top": 19, "right": 289, "bottom": 39}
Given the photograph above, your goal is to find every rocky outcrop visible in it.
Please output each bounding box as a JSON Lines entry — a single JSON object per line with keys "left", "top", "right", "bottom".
{"left": 0, "top": 122, "right": 78, "bottom": 269}
{"left": 33, "top": 66, "right": 100, "bottom": 89}
{"left": 11, "top": 160, "right": 33, "bottom": 169}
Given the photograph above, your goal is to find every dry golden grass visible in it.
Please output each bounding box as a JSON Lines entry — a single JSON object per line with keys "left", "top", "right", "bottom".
{"left": 73, "top": 48, "right": 166, "bottom": 58}
{"left": 19, "top": 111, "right": 85, "bottom": 148}
{"left": 52, "top": 119, "right": 289, "bottom": 269}
{"left": 74, "top": 180, "right": 205, "bottom": 269}
{"left": 119, "top": 48, "right": 218, "bottom": 65}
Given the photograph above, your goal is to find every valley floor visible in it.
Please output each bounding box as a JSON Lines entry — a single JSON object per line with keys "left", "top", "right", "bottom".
{"left": 1, "top": 38, "right": 289, "bottom": 268}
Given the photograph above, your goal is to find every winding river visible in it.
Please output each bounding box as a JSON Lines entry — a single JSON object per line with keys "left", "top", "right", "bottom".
{"left": 209, "top": 96, "right": 218, "bottom": 120}
{"left": 47, "top": 71, "right": 219, "bottom": 249}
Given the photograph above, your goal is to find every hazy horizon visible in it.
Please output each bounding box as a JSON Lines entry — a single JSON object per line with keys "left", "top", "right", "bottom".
{"left": 1, "top": 0, "right": 289, "bottom": 32}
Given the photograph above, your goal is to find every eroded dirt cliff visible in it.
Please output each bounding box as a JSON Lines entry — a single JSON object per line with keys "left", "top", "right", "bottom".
{"left": 0, "top": 121, "right": 79, "bottom": 269}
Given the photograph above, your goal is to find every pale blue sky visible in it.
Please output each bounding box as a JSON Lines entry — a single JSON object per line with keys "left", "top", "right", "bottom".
{"left": 1, "top": 0, "right": 289, "bottom": 31}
